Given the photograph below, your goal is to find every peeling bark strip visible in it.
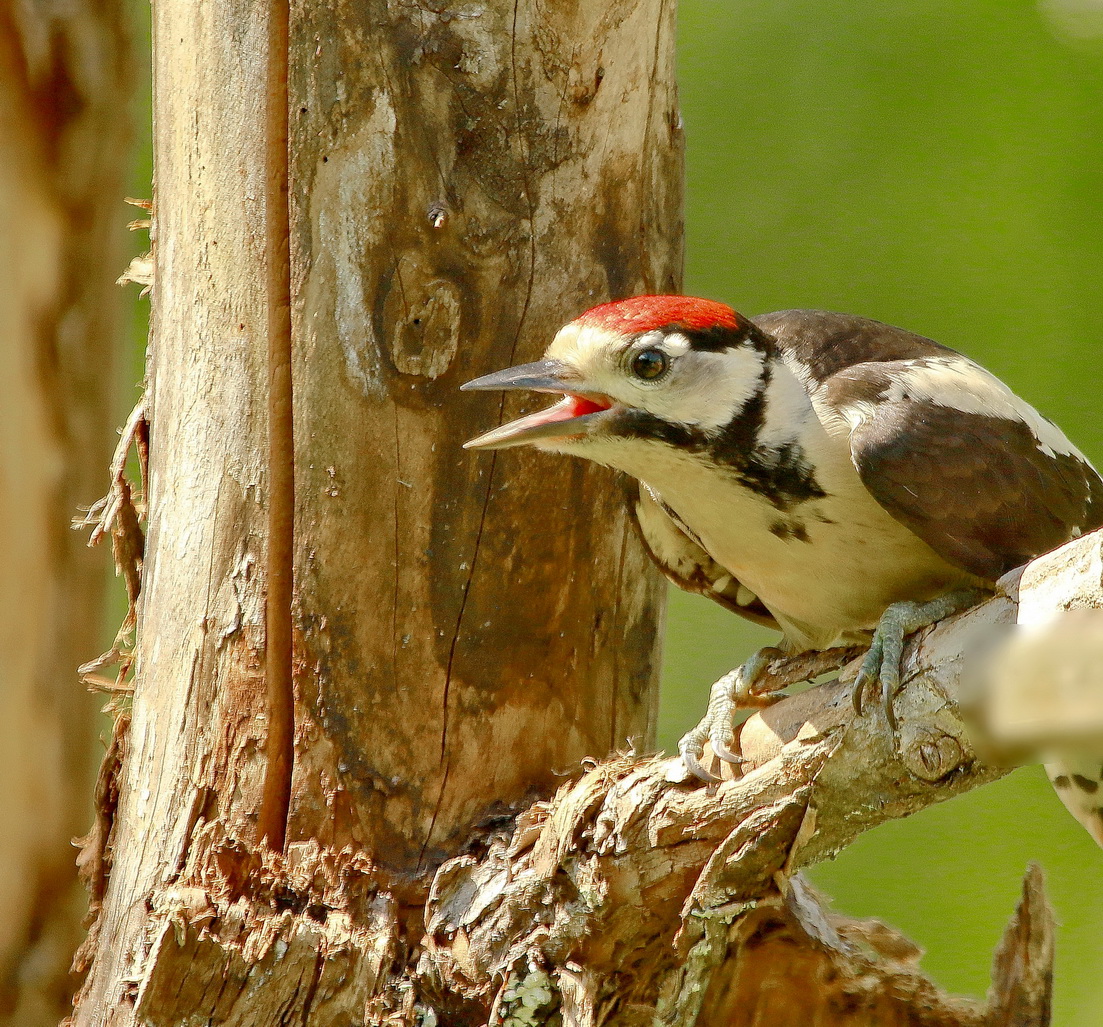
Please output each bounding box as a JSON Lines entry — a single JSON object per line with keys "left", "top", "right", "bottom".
{"left": 260, "top": 0, "right": 296, "bottom": 853}
{"left": 77, "top": 399, "right": 149, "bottom": 693}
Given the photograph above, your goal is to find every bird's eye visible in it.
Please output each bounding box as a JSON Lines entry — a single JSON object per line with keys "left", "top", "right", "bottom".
{"left": 630, "top": 348, "right": 669, "bottom": 381}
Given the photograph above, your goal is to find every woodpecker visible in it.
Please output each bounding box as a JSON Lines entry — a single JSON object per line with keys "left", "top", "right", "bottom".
{"left": 462, "top": 295, "right": 1103, "bottom": 840}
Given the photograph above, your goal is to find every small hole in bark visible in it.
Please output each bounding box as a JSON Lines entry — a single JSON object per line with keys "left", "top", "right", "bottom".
{"left": 272, "top": 885, "right": 304, "bottom": 914}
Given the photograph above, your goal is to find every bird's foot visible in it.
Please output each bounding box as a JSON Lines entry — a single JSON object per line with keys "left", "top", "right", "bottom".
{"left": 679, "top": 646, "right": 785, "bottom": 782}
{"left": 852, "top": 588, "right": 988, "bottom": 731}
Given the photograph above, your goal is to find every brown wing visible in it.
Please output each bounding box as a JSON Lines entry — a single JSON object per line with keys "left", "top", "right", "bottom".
{"left": 628, "top": 481, "right": 780, "bottom": 629}
{"left": 847, "top": 390, "right": 1103, "bottom": 580}
{"left": 755, "top": 310, "right": 1103, "bottom": 580}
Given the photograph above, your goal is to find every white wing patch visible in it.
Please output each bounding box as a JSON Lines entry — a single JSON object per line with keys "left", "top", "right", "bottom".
{"left": 883, "top": 357, "right": 1085, "bottom": 461}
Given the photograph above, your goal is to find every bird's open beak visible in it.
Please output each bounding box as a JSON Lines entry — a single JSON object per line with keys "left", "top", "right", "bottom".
{"left": 461, "top": 359, "right": 613, "bottom": 451}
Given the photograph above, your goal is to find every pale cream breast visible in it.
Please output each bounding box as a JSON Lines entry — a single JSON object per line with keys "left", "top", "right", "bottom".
{"left": 593, "top": 410, "right": 978, "bottom": 650}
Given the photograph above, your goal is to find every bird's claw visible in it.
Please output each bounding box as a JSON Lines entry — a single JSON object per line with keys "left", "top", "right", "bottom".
{"left": 678, "top": 648, "right": 783, "bottom": 783}
{"left": 710, "top": 735, "right": 745, "bottom": 766}
{"left": 851, "top": 608, "right": 909, "bottom": 732}
{"left": 851, "top": 589, "right": 987, "bottom": 732}
{"left": 677, "top": 670, "right": 740, "bottom": 782}
{"left": 677, "top": 733, "right": 720, "bottom": 783}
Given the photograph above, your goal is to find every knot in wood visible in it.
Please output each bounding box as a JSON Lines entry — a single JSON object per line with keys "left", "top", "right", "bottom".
{"left": 568, "top": 63, "right": 605, "bottom": 105}
{"left": 901, "top": 727, "right": 965, "bottom": 782}
{"left": 383, "top": 253, "right": 462, "bottom": 379}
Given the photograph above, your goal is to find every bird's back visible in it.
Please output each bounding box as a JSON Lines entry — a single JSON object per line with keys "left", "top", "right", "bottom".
{"left": 754, "top": 309, "right": 1103, "bottom": 581}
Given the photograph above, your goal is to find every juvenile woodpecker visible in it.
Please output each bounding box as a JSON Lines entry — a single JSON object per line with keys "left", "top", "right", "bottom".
{"left": 462, "top": 296, "right": 1103, "bottom": 838}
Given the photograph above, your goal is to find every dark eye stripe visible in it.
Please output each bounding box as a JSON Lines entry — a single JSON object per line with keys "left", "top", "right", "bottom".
{"left": 632, "top": 348, "right": 668, "bottom": 380}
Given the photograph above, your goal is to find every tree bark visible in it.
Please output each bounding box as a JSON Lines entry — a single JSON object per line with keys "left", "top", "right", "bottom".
{"left": 286, "top": 0, "right": 679, "bottom": 872}
{"left": 72, "top": 0, "right": 678, "bottom": 1023}
{"left": 0, "top": 3, "right": 131, "bottom": 1023}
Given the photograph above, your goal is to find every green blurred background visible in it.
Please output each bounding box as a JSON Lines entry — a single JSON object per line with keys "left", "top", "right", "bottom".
{"left": 660, "top": 0, "right": 1103, "bottom": 1022}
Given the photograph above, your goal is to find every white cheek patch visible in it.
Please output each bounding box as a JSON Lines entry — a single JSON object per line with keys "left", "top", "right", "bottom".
{"left": 643, "top": 347, "right": 765, "bottom": 433}
{"left": 885, "top": 357, "right": 1085, "bottom": 460}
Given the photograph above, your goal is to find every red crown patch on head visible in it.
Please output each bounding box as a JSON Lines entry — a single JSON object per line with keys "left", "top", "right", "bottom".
{"left": 574, "top": 295, "right": 742, "bottom": 335}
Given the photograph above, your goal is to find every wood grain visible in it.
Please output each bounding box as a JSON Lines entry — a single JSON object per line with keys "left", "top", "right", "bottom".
{"left": 72, "top": 0, "right": 678, "bottom": 1021}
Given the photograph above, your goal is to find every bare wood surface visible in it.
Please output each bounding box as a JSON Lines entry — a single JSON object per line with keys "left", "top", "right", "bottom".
{"left": 0, "top": 3, "right": 131, "bottom": 1024}
{"left": 287, "top": 0, "right": 680, "bottom": 873}
{"left": 688, "top": 868, "right": 1053, "bottom": 1027}
{"left": 71, "top": 3, "right": 280, "bottom": 1020}
{"left": 73, "top": 0, "right": 678, "bottom": 1023}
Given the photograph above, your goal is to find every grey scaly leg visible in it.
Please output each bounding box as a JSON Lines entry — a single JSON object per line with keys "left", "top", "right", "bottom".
{"left": 852, "top": 588, "right": 987, "bottom": 730}
{"left": 679, "top": 646, "right": 784, "bottom": 782}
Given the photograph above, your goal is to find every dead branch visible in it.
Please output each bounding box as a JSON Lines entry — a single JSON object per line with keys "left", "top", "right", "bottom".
{"left": 409, "top": 532, "right": 1100, "bottom": 1024}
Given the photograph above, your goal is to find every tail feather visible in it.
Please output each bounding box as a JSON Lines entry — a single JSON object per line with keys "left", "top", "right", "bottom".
{"left": 1046, "top": 759, "right": 1103, "bottom": 847}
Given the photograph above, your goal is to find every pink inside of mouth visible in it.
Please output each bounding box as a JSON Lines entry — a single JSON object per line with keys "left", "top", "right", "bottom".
{"left": 466, "top": 391, "right": 615, "bottom": 449}
{"left": 511, "top": 392, "right": 613, "bottom": 434}
{"left": 563, "top": 394, "right": 612, "bottom": 417}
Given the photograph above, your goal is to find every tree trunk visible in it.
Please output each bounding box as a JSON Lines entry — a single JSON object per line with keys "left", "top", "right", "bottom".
{"left": 72, "top": 0, "right": 678, "bottom": 1023}
{"left": 0, "top": 3, "right": 131, "bottom": 1024}
{"left": 286, "top": 0, "right": 680, "bottom": 870}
